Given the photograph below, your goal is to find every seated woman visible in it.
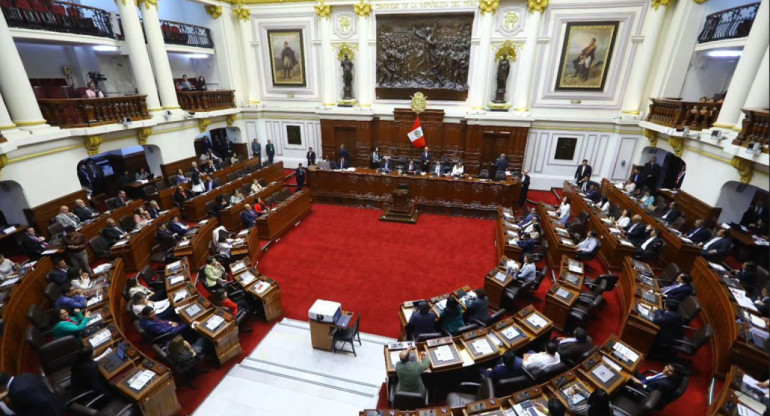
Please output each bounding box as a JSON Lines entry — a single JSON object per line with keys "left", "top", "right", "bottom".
{"left": 70, "top": 268, "right": 92, "bottom": 291}
{"left": 127, "top": 277, "right": 166, "bottom": 301}
{"left": 196, "top": 76, "right": 207, "bottom": 91}
{"left": 0, "top": 253, "right": 19, "bottom": 278}
{"left": 175, "top": 169, "right": 190, "bottom": 185}
{"left": 133, "top": 208, "right": 150, "bottom": 228}
{"left": 529, "top": 224, "right": 542, "bottom": 241}
{"left": 230, "top": 189, "right": 245, "bottom": 206}
{"left": 622, "top": 178, "right": 636, "bottom": 194}
{"left": 210, "top": 288, "right": 249, "bottom": 316}
{"left": 53, "top": 308, "right": 91, "bottom": 342}
{"left": 615, "top": 209, "right": 631, "bottom": 229}
{"left": 132, "top": 292, "right": 174, "bottom": 320}
{"left": 254, "top": 198, "right": 269, "bottom": 215}
{"left": 639, "top": 191, "right": 655, "bottom": 211}
{"left": 217, "top": 235, "right": 233, "bottom": 267}
{"left": 167, "top": 335, "right": 205, "bottom": 368}
{"left": 451, "top": 161, "right": 464, "bottom": 177}
{"left": 439, "top": 297, "right": 464, "bottom": 336}
{"left": 597, "top": 196, "right": 610, "bottom": 213}
{"left": 250, "top": 179, "right": 263, "bottom": 194}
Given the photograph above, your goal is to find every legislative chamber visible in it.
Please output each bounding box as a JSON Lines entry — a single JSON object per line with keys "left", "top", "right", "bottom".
{"left": 0, "top": 0, "right": 767, "bottom": 415}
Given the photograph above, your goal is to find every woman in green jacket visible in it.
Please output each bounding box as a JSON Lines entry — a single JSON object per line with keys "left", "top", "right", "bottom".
{"left": 53, "top": 308, "right": 91, "bottom": 342}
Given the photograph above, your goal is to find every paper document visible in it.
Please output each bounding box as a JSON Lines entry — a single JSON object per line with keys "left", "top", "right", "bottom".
{"left": 93, "top": 263, "right": 111, "bottom": 274}
{"left": 154, "top": 299, "right": 170, "bottom": 314}
{"left": 178, "top": 240, "right": 190, "bottom": 247}
{"left": 89, "top": 329, "right": 111, "bottom": 348}
{"left": 612, "top": 343, "right": 639, "bottom": 362}
{"left": 526, "top": 313, "right": 547, "bottom": 328}
{"left": 94, "top": 347, "right": 113, "bottom": 362}
{"left": 501, "top": 326, "right": 521, "bottom": 340}
{"left": 198, "top": 219, "right": 209, "bottom": 225}
{"left": 433, "top": 345, "right": 454, "bottom": 362}
{"left": 555, "top": 288, "right": 571, "bottom": 299}
{"left": 237, "top": 229, "right": 249, "bottom": 237}
{"left": 738, "top": 404, "right": 761, "bottom": 416}
{"left": 508, "top": 238, "right": 519, "bottom": 245}
{"left": 87, "top": 295, "right": 103, "bottom": 306}
{"left": 471, "top": 338, "right": 494, "bottom": 355}
{"left": 254, "top": 281, "right": 271, "bottom": 294}
{"left": 167, "top": 275, "right": 184, "bottom": 286}
{"left": 129, "top": 370, "right": 155, "bottom": 390}
{"left": 205, "top": 315, "right": 225, "bottom": 331}
{"left": 2, "top": 226, "right": 17, "bottom": 234}
{"left": 389, "top": 351, "right": 403, "bottom": 367}
{"left": 568, "top": 261, "right": 582, "bottom": 273}
{"left": 173, "top": 289, "right": 188, "bottom": 302}
{"left": 561, "top": 238, "right": 574, "bottom": 246}
{"left": 749, "top": 314, "right": 767, "bottom": 329}
{"left": 592, "top": 364, "right": 614, "bottom": 383}
{"left": 166, "top": 260, "right": 182, "bottom": 271}
{"left": 185, "top": 303, "right": 202, "bottom": 317}
{"left": 113, "top": 240, "right": 128, "bottom": 247}
{"left": 238, "top": 271, "right": 256, "bottom": 285}
{"left": 42, "top": 249, "right": 59, "bottom": 255}
{"left": 231, "top": 262, "right": 247, "bottom": 274}
{"left": 601, "top": 355, "right": 622, "bottom": 372}
{"left": 495, "top": 272, "right": 508, "bottom": 283}
{"left": 620, "top": 240, "right": 634, "bottom": 247}
{"left": 0, "top": 278, "right": 19, "bottom": 288}
{"left": 86, "top": 313, "right": 102, "bottom": 327}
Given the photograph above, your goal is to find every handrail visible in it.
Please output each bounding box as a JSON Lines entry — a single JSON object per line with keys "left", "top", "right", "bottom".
{"left": 37, "top": 95, "right": 151, "bottom": 128}
{"left": 2, "top": 0, "right": 120, "bottom": 39}
{"left": 698, "top": 2, "right": 759, "bottom": 43}
{"left": 734, "top": 108, "right": 769, "bottom": 153}
{"left": 159, "top": 19, "right": 214, "bottom": 48}
{"left": 646, "top": 98, "right": 722, "bottom": 131}
{"left": 177, "top": 90, "right": 236, "bottom": 112}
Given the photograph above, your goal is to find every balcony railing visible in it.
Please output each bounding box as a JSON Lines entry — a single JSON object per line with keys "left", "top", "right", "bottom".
{"left": 1, "top": 0, "right": 120, "bottom": 39}
{"left": 160, "top": 19, "right": 213, "bottom": 49}
{"left": 37, "top": 95, "right": 150, "bottom": 128}
{"left": 734, "top": 109, "right": 769, "bottom": 153}
{"left": 698, "top": 2, "right": 759, "bottom": 43}
{"left": 177, "top": 90, "right": 235, "bottom": 112}
{"left": 646, "top": 98, "right": 722, "bottom": 131}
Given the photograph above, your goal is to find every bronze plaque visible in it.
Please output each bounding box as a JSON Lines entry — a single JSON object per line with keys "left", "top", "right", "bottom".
{"left": 376, "top": 14, "right": 473, "bottom": 101}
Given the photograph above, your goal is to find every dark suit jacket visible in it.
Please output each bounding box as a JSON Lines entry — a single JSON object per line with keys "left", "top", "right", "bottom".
{"left": 521, "top": 174, "right": 530, "bottom": 192}
{"left": 644, "top": 163, "right": 661, "bottom": 187}
{"left": 21, "top": 235, "right": 45, "bottom": 258}
{"left": 736, "top": 270, "right": 755, "bottom": 288}
{"left": 420, "top": 151, "right": 432, "bottom": 163}
{"left": 661, "top": 282, "right": 694, "bottom": 302}
{"left": 701, "top": 237, "right": 731, "bottom": 258}
{"left": 557, "top": 336, "right": 594, "bottom": 364}
{"left": 407, "top": 311, "right": 437, "bottom": 337}
{"left": 147, "top": 207, "right": 160, "bottom": 219}
{"left": 338, "top": 148, "right": 350, "bottom": 161}
{"left": 741, "top": 206, "right": 765, "bottom": 226}
{"left": 168, "top": 222, "right": 189, "bottom": 236}
{"left": 139, "top": 318, "right": 186, "bottom": 339}
{"left": 586, "top": 189, "right": 600, "bottom": 202}
{"left": 73, "top": 206, "right": 98, "bottom": 222}
{"left": 339, "top": 160, "right": 349, "bottom": 169}
{"left": 517, "top": 239, "right": 536, "bottom": 253}
{"left": 464, "top": 297, "right": 489, "bottom": 325}
{"left": 652, "top": 309, "right": 683, "bottom": 347}
{"left": 173, "top": 191, "right": 189, "bottom": 209}
{"left": 7, "top": 373, "right": 65, "bottom": 416}
{"left": 494, "top": 157, "right": 507, "bottom": 173}
{"left": 640, "top": 374, "right": 680, "bottom": 405}
{"left": 295, "top": 168, "right": 306, "bottom": 183}
{"left": 625, "top": 222, "right": 647, "bottom": 246}
{"left": 47, "top": 268, "right": 69, "bottom": 286}
{"left": 241, "top": 209, "right": 258, "bottom": 228}
{"left": 115, "top": 196, "right": 129, "bottom": 207}
{"left": 266, "top": 143, "right": 275, "bottom": 156}
{"left": 686, "top": 227, "right": 711, "bottom": 244}
{"left": 574, "top": 165, "right": 592, "bottom": 182}
{"left": 661, "top": 208, "right": 681, "bottom": 223}
{"left": 100, "top": 226, "right": 125, "bottom": 244}
{"left": 381, "top": 160, "right": 392, "bottom": 172}
{"left": 307, "top": 151, "right": 316, "bottom": 165}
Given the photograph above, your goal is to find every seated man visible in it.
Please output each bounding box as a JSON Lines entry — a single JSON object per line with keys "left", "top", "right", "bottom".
{"left": 47, "top": 258, "right": 71, "bottom": 287}
{"left": 138, "top": 306, "right": 189, "bottom": 340}
{"left": 754, "top": 287, "right": 770, "bottom": 318}
{"left": 623, "top": 215, "right": 647, "bottom": 246}
{"left": 55, "top": 205, "right": 81, "bottom": 229}
{"left": 203, "top": 256, "right": 229, "bottom": 291}
{"left": 699, "top": 228, "right": 731, "bottom": 261}
{"left": 21, "top": 226, "right": 46, "bottom": 260}
{"left": 555, "top": 327, "right": 593, "bottom": 364}
{"left": 481, "top": 350, "right": 522, "bottom": 381}
{"left": 54, "top": 284, "right": 87, "bottom": 311}
{"left": 0, "top": 371, "right": 65, "bottom": 416}
{"left": 406, "top": 159, "right": 419, "bottom": 174}
{"left": 518, "top": 207, "right": 537, "bottom": 228}
{"left": 522, "top": 341, "right": 560, "bottom": 374}
{"left": 464, "top": 289, "right": 490, "bottom": 325}
{"left": 156, "top": 222, "right": 179, "bottom": 242}
{"left": 147, "top": 200, "right": 161, "bottom": 219}
{"left": 652, "top": 300, "right": 683, "bottom": 353}
{"left": 684, "top": 219, "right": 711, "bottom": 244}
{"left": 660, "top": 272, "right": 695, "bottom": 302}
{"left": 380, "top": 156, "right": 392, "bottom": 173}
{"left": 241, "top": 204, "right": 259, "bottom": 228}
{"left": 168, "top": 216, "right": 190, "bottom": 236}
{"left": 629, "top": 363, "right": 686, "bottom": 408}
{"left": 576, "top": 231, "right": 599, "bottom": 255}
{"left": 394, "top": 348, "right": 431, "bottom": 394}
{"left": 585, "top": 183, "right": 600, "bottom": 203}
{"left": 635, "top": 228, "right": 663, "bottom": 258}
{"left": 100, "top": 218, "right": 127, "bottom": 246}
{"left": 516, "top": 232, "right": 536, "bottom": 253}
{"left": 407, "top": 301, "right": 437, "bottom": 340}
{"left": 73, "top": 199, "right": 99, "bottom": 222}
{"left": 660, "top": 202, "right": 681, "bottom": 225}
{"left": 115, "top": 190, "right": 130, "bottom": 207}
{"left": 513, "top": 254, "right": 537, "bottom": 283}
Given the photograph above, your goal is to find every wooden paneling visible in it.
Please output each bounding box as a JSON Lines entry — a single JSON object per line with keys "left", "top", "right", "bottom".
{"left": 159, "top": 156, "right": 198, "bottom": 179}
{"left": 658, "top": 189, "right": 722, "bottom": 230}
{"left": 24, "top": 188, "right": 89, "bottom": 237}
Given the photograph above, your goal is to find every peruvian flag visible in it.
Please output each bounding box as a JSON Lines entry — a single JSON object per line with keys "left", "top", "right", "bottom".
{"left": 407, "top": 117, "right": 426, "bottom": 148}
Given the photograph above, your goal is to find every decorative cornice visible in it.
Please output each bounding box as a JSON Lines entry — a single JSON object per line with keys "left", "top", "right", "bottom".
{"left": 85, "top": 135, "right": 104, "bottom": 156}
{"left": 527, "top": 0, "right": 548, "bottom": 14}
{"left": 315, "top": 1, "right": 332, "bottom": 18}
{"left": 642, "top": 128, "right": 657, "bottom": 147}
{"left": 651, "top": 0, "right": 675, "bottom": 11}
{"left": 199, "top": 118, "right": 212, "bottom": 133}
{"left": 137, "top": 0, "right": 158, "bottom": 9}
{"left": 479, "top": 0, "right": 499, "bottom": 15}
{"left": 668, "top": 136, "right": 684, "bottom": 157}
{"left": 730, "top": 156, "right": 753, "bottom": 184}
{"left": 226, "top": 114, "right": 237, "bottom": 127}
{"left": 0, "top": 154, "right": 7, "bottom": 179}
{"left": 205, "top": 5, "right": 223, "bottom": 19}
{"left": 137, "top": 127, "right": 152, "bottom": 145}
{"left": 233, "top": 7, "right": 251, "bottom": 20}
{"left": 353, "top": 0, "right": 372, "bottom": 18}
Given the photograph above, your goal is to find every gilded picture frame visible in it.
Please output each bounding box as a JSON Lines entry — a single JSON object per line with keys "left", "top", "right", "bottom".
{"left": 555, "top": 21, "right": 619, "bottom": 91}
{"left": 267, "top": 29, "right": 306, "bottom": 87}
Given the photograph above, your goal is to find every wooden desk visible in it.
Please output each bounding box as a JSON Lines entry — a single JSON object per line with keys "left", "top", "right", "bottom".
{"left": 110, "top": 208, "right": 178, "bottom": 272}
{"left": 173, "top": 218, "right": 218, "bottom": 269}
{"left": 600, "top": 335, "right": 643, "bottom": 374}
{"left": 544, "top": 284, "right": 580, "bottom": 331}
{"left": 230, "top": 227, "right": 261, "bottom": 262}
{"left": 308, "top": 166, "right": 521, "bottom": 217}
{"left": 115, "top": 363, "right": 180, "bottom": 416}
{"left": 601, "top": 179, "right": 701, "bottom": 269}
{"left": 490, "top": 317, "right": 531, "bottom": 351}
{"left": 255, "top": 190, "right": 312, "bottom": 240}
{"left": 548, "top": 371, "right": 594, "bottom": 411}
{"left": 577, "top": 352, "right": 629, "bottom": 395}
{"left": 0, "top": 224, "right": 27, "bottom": 256}
{"left": 196, "top": 310, "right": 242, "bottom": 365}
{"left": 424, "top": 337, "right": 464, "bottom": 371}
{"left": 124, "top": 177, "right": 162, "bottom": 199}
{"left": 619, "top": 258, "right": 661, "bottom": 354}
{"left": 514, "top": 306, "right": 553, "bottom": 340}
{"left": 459, "top": 329, "right": 501, "bottom": 362}
{"left": 218, "top": 180, "right": 284, "bottom": 231}
{"left": 231, "top": 262, "right": 284, "bottom": 322}
{"left": 536, "top": 203, "right": 577, "bottom": 268}
{"left": 309, "top": 310, "right": 355, "bottom": 351}
{"left": 656, "top": 188, "right": 722, "bottom": 230}
{"left": 484, "top": 264, "right": 515, "bottom": 310}
{"left": 495, "top": 207, "right": 523, "bottom": 261}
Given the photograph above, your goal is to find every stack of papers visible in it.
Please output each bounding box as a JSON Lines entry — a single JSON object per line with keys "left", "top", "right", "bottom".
{"left": 89, "top": 329, "right": 111, "bottom": 348}
{"left": 433, "top": 345, "right": 454, "bottom": 362}
{"left": 0, "top": 278, "right": 19, "bottom": 288}
{"left": 555, "top": 288, "right": 571, "bottom": 299}
{"left": 86, "top": 313, "right": 102, "bottom": 327}
{"left": 471, "top": 338, "right": 494, "bottom": 355}
{"left": 254, "top": 281, "right": 271, "bottom": 294}
{"left": 167, "top": 275, "right": 184, "bottom": 286}
{"left": 205, "top": 315, "right": 225, "bottom": 331}
{"left": 501, "top": 326, "right": 520, "bottom": 340}
{"left": 231, "top": 262, "right": 247, "bottom": 274}
{"left": 527, "top": 313, "right": 547, "bottom": 328}
{"left": 238, "top": 271, "right": 256, "bottom": 285}
{"left": 561, "top": 238, "right": 574, "bottom": 246}
{"left": 612, "top": 342, "right": 639, "bottom": 363}
{"left": 93, "top": 263, "right": 112, "bottom": 274}
{"left": 128, "top": 370, "right": 155, "bottom": 390}
{"left": 2, "top": 226, "right": 17, "bottom": 234}
{"left": 198, "top": 219, "right": 209, "bottom": 225}
{"left": 173, "top": 289, "right": 189, "bottom": 302}
{"left": 237, "top": 229, "right": 249, "bottom": 237}
{"left": 87, "top": 295, "right": 103, "bottom": 307}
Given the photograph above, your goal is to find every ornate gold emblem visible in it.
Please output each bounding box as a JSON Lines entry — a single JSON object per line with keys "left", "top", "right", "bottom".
{"left": 668, "top": 136, "right": 684, "bottom": 157}
{"left": 233, "top": 7, "right": 250, "bottom": 20}
{"left": 411, "top": 92, "right": 427, "bottom": 115}
{"left": 337, "top": 42, "right": 356, "bottom": 61}
{"left": 479, "top": 0, "right": 499, "bottom": 15}
{"left": 731, "top": 156, "right": 753, "bottom": 184}
{"left": 315, "top": 1, "right": 332, "bottom": 18}
{"left": 503, "top": 11, "right": 519, "bottom": 30}
{"left": 136, "top": 0, "right": 158, "bottom": 9}
{"left": 137, "top": 128, "right": 152, "bottom": 145}
{"left": 85, "top": 135, "right": 103, "bottom": 156}
{"left": 527, "top": 0, "right": 549, "bottom": 14}
{"left": 494, "top": 40, "right": 520, "bottom": 62}
{"left": 198, "top": 118, "right": 212, "bottom": 133}
{"left": 354, "top": 0, "right": 372, "bottom": 17}
{"left": 642, "top": 129, "right": 657, "bottom": 147}
{"left": 338, "top": 15, "right": 351, "bottom": 34}
{"left": 226, "top": 115, "right": 237, "bottom": 126}
{"left": 651, "top": 0, "right": 674, "bottom": 10}
{"left": 205, "top": 5, "right": 223, "bottom": 19}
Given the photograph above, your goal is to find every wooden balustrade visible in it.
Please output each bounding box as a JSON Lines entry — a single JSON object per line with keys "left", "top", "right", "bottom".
{"left": 177, "top": 90, "right": 236, "bottom": 112}
{"left": 646, "top": 98, "right": 722, "bottom": 131}
{"left": 37, "top": 95, "right": 150, "bottom": 128}
{"left": 733, "top": 108, "right": 769, "bottom": 153}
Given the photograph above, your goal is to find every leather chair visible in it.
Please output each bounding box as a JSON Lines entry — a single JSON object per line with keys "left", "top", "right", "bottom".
{"left": 48, "top": 222, "right": 65, "bottom": 240}
{"left": 657, "top": 263, "right": 681, "bottom": 286}
{"left": 577, "top": 277, "right": 611, "bottom": 306}
{"left": 414, "top": 332, "right": 444, "bottom": 342}
{"left": 205, "top": 200, "right": 218, "bottom": 218}
{"left": 26, "top": 325, "right": 45, "bottom": 352}
{"left": 142, "top": 185, "right": 159, "bottom": 199}
{"left": 494, "top": 170, "right": 506, "bottom": 180}
{"left": 152, "top": 343, "right": 206, "bottom": 389}
{"left": 332, "top": 314, "right": 361, "bottom": 356}
{"left": 27, "top": 304, "right": 55, "bottom": 334}
{"left": 564, "top": 345, "right": 599, "bottom": 367}
{"left": 678, "top": 296, "right": 702, "bottom": 325}
{"left": 670, "top": 216, "right": 685, "bottom": 231}
{"left": 446, "top": 377, "right": 495, "bottom": 407}
{"left": 89, "top": 236, "right": 113, "bottom": 260}
{"left": 568, "top": 294, "right": 604, "bottom": 328}
{"left": 390, "top": 389, "right": 428, "bottom": 410}
{"left": 671, "top": 324, "right": 712, "bottom": 359}
{"left": 104, "top": 197, "right": 120, "bottom": 210}
{"left": 133, "top": 319, "right": 174, "bottom": 345}
{"left": 473, "top": 309, "right": 506, "bottom": 327}
{"left": 212, "top": 178, "right": 223, "bottom": 188}
{"left": 522, "top": 361, "right": 569, "bottom": 383}
{"left": 494, "top": 374, "right": 532, "bottom": 397}
{"left": 612, "top": 369, "right": 689, "bottom": 415}
{"left": 479, "top": 169, "right": 489, "bottom": 179}
{"left": 584, "top": 273, "right": 619, "bottom": 292}
{"left": 44, "top": 281, "right": 62, "bottom": 303}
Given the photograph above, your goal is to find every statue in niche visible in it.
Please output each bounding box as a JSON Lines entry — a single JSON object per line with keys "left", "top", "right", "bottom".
{"left": 493, "top": 55, "right": 510, "bottom": 103}
{"left": 341, "top": 55, "right": 354, "bottom": 100}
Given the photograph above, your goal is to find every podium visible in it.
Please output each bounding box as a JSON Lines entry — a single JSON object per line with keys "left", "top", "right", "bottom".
{"left": 380, "top": 187, "right": 419, "bottom": 224}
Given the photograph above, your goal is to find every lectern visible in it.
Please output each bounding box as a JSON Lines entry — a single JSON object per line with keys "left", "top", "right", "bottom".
{"left": 380, "top": 185, "right": 419, "bottom": 224}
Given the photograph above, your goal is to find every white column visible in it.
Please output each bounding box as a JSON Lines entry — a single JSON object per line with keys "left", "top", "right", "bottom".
{"left": 236, "top": 13, "right": 261, "bottom": 106}
{"left": 355, "top": 4, "right": 372, "bottom": 107}
{"left": 210, "top": 8, "right": 246, "bottom": 106}
{"left": 115, "top": 0, "right": 161, "bottom": 111}
{"left": 715, "top": 0, "right": 769, "bottom": 128}
{"left": 734, "top": 46, "right": 769, "bottom": 129}
{"left": 0, "top": 12, "right": 47, "bottom": 127}
{"left": 0, "top": 94, "right": 15, "bottom": 131}
{"left": 512, "top": 9, "right": 543, "bottom": 112}
{"left": 470, "top": 10, "right": 495, "bottom": 111}
{"left": 139, "top": 0, "right": 179, "bottom": 110}
{"left": 317, "top": 8, "right": 336, "bottom": 106}
{"left": 621, "top": 4, "right": 668, "bottom": 115}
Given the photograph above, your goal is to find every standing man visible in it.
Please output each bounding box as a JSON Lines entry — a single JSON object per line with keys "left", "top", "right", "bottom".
{"left": 306, "top": 147, "right": 316, "bottom": 166}
{"left": 494, "top": 153, "right": 508, "bottom": 177}
{"left": 643, "top": 156, "right": 661, "bottom": 190}
{"left": 61, "top": 226, "right": 91, "bottom": 274}
{"left": 266, "top": 140, "right": 275, "bottom": 165}
{"left": 338, "top": 145, "right": 350, "bottom": 166}
{"left": 673, "top": 165, "right": 686, "bottom": 190}
{"left": 520, "top": 170, "right": 530, "bottom": 207}
{"left": 420, "top": 146, "right": 432, "bottom": 173}
{"left": 295, "top": 163, "right": 307, "bottom": 190}
{"left": 251, "top": 138, "right": 261, "bottom": 161}
{"left": 574, "top": 159, "right": 592, "bottom": 191}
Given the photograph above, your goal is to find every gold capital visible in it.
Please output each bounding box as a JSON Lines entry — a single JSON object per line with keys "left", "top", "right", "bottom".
{"left": 199, "top": 118, "right": 212, "bottom": 133}
{"left": 226, "top": 114, "right": 237, "bottom": 126}
{"left": 205, "top": 5, "right": 223, "bottom": 19}
{"left": 315, "top": 1, "right": 332, "bottom": 18}
{"left": 138, "top": 127, "right": 152, "bottom": 145}
{"left": 85, "top": 135, "right": 103, "bottom": 156}
{"left": 337, "top": 42, "right": 356, "bottom": 61}
{"left": 731, "top": 156, "right": 753, "bottom": 184}
{"left": 354, "top": 0, "right": 372, "bottom": 18}
{"left": 692, "top": 0, "right": 708, "bottom": 3}
{"left": 495, "top": 40, "right": 520, "bottom": 62}
{"left": 527, "top": 0, "right": 548, "bottom": 14}
{"left": 668, "top": 136, "right": 684, "bottom": 157}
{"left": 233, "top": 7, "right": 250, "bottom": 20}
{"left": 0, "top": 154, "right": 7, "bottom": 180}
{"left": 137, "top": 0, "right": 158, "bottom": 9}
{"left": 651, "top": 0, "right": 675, "bottom": 11}
{"left": 480, "top": 0, "right": 500, "bottom": 15}
{"left": 642, "top": 128, "right": 657, "bottom": 147}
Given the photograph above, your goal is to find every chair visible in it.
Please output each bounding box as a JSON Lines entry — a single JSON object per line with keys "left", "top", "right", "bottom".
{"left": 568, "top": 294, "right": 604, "bottom": 328}
{"left": 205, "top": 200, "right": 218, "bottom": 218}
{"left": 446, "top": 377, "right": 495, "bottom": 407}
{"left": 522, "top": 361, "right": 569, "bottom": 383}
{"left": 670, "top": 216, "right": 685, "bottom": 231}
{"left": 119, "top": 216, "right": 135, "bottom": 232}
{"left": 670, "top": 324, "right": 712, "bottom": 362}
{"left": 657, "top": 262, "right": 682, "bottom": 286}
{"left": 611, "top": 368, "right": 689, "bottom": 415}
{"left": 44, "top": 282, "right": 62, "bottom": 303}
{"left": 152, "top": 343, "right": 206, "bottom": 389}
{"left": 168, "top": 175, "right": 179, "bottom": 187}
{"left": 634, "top": 241, "right": 665, "bottom": 262}
{"left": 27, "top": 304, "right": 55, "bottom": 334}
{"left": 565, "top": 345, "right": 599, "bottom": 367}
{"left": 414, "top": 332, "right": 444, "bottom": 342}
{"left": 678, "top": 296, "right": 702, "bottom": 325}
{"left": 89, "top": 236, "right": 113, "bottom": 260}
{"left": 454, "top": 323, "right": 479, "bottom": 335}
{"left": 494, "top": 374, "right": 531, "bottom": 397}
{"left": 391, "top": 389, "right": 429, "bottom": 410}
{"left": 576, "top": 278, "right": 608, "bottom": 306}
{"left": 584, "top": 273, "right": 618, "bottom": 292}
{"left": 494, "top": 170, "right": 506, "bottom": 180}
{"left": 48, "top": 222, "right": 65, "bottom": 239}
{"left": 104, "top": 197, "right": 120, "bottom": 210}
{"left": 332, "top": 315, "right": 361, "bottom": 356}
{"left": 479, "top": 169, "right": 489, "bottom": 179}
{"left": 143, "top": 185, "right": 159, "bottom": 199}
{"left": 473, "top": 309, "right": 506, "bottom": 327}
{"left": 25, "top": 325, "right": 45, "bottom": 352}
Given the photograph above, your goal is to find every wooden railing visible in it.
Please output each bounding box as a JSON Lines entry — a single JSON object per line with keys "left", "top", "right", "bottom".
{"left": 733, "top": 108, "right": 769, "bottom": 153}
{"left": 646, "top": 98, "right": 722, "bottom": 131}
{"left": 2, "top": 0, "right": 120, "bottom": 39}
{"left": 37, "top": 95, "right": 150, "bottom": 128}
{"left": 698, "top": 2, "right": 759, "bottom": 43}
{"left": 177, "top": 90, "right": 235, "bottom": 112}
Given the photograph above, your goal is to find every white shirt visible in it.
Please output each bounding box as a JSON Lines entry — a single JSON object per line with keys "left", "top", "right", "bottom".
{"left": 616, "top": 216, "right": 631, "bottom": 229}
{"left": 623, "top": 182, "right": 636, "bottom": 193}
{"left": 0, "top": 258, "right": 16, "bottom": 277}
{"left": 599, "top": 201, "right": 610, "bottom": 212}
{"left": 451, "top": 165, "right": 464, "bottom": 176}
{"left": 218, "top": 241, "right": 232, "bottom": 257}
{"left": 577, "top": 237, "right": 598, "bottom": 252}
{"left": 558, "top": 203, "right": 570, "bottom": 220}
{"left": 72, "top": 277, "right": 91, "bottom": 290}
{"left": 641, "top": 236, "right": 657, "bottom": 250}
{"left": 523, "top": 352, "right": 561, "bottom": 373}
{"left": 703, "top": 237, "right": 722, "bottom": 250}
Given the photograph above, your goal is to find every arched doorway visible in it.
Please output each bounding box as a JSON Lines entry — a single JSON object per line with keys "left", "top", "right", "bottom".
{"left": 195, "top": 127, "right": 247, "bottom": 161}
{"left": 639, "top": 147, "right": 686, "bottom": 190}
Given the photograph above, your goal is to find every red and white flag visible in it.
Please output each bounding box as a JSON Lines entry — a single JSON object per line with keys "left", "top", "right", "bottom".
{"left": 407, "top": 117, "right": 426, "bottom": 148}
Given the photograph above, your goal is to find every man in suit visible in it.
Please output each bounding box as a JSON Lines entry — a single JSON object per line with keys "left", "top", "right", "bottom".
{"left": 338, "top": 144, "right": 350, "bottom": 165}
{"left": 114, "top": 190, "right": 130, "bottom": 208}
{"left": 643, "top": 157, "right": 661, "bottom": 190}
{"left": 47, "top": 258, "right": 70, "bottom": 287}
{"left": 556, "top": 327, "right": 593, "bottom": 364}
{"left": 173, "top": 186, "right": 190, "bottom": 210}
{"left": 741, "top": 200, "right": 766, "bottom": 227}
{"left": 20, "top": 227, "right": 46, "bottom": 260}
{"left": 574, "top": 159, "right": 592, "bottom": 191}
{"left": 406, "top": 302, "right": 436, "bottom": 339}
{"left": 652, "top": 300, "right": 683, "bottom": 351}
{"left": 295, "top": 163, "right": 307, "bottom": 190}
{"left": 699, "top": 228, "right": 731, "bottom": 261}
{"left": 395, "top": 348, "right": 431, "bottom": 394}
{"left": 631, "top": 167, "right": 645, "bottom": 191}
{"left": 420, "top": 147, "right": 432, "bottom": 173}
{"left": 251, "top": 138, "right": 261, "bottom": 160}
{"left": 138, "top": 306, "right": 188, "bottom": 340}
{"left": 338, "top": 157, "right": 349, "bottom": 170}
{"left": 673, "top": 165, "right": 686, "bottom": 190}
{"left": 577, "top": 231, "right": 599, "bottom": 255}
{"left": 522, "top": 341, "right": 561, "bottom": 374}
{"left": 585, "top": 183, "right": 600, "bottom": 202}
{"left": 241, "top": 204, "right": 258, "bottom": 228}
{"left": 660, "top": 202, "right": 681, "bottom": 225}
{"left": 661, "top": 272, "right": 695, "bottom": 302}
{"left": 72, "top": 199, "right": 98, "bottom": 222}
{"left": 685, "top": 219, "right": 711, "bottom": 243}
{"left": 630, "top": 363, "right": 686, "bottom": 407}
{"left": 266, "top": 140, "right": 275, "bottom": 164}
{"left": 406, "top": 159, "right": 419, "bottom": 174}
{"left": 168, "top": 216, "right": 190, "bottom": 237}
{"left": 518, "top": 207, "right": 538, "bottom": 228}
{"left": 464, "top": 289, "right": 490, "bottom": 325}
{"left": 520, "top": 170, "right": 530, "bottom": 207}
{"left": 147, "top": 200, "right": 161, "bottom": 219}
{"left": 156, "top": 222, "right": 179, "bottom": 242}
{"left": 100, "top": 218, "right": 126, "bottom": 246}
{"left": 623, "top": 215, "right": 647, "bottom": 246}
{"left": 635, "top": 228, "right": 663, "bottom": 260}
{"left": 0, "top": 371, "right": 64, "bottom": 416}
{"left": 494, "top": 153, "right": 508, "bottom": 177}
{"left": 380, "top": 156, "right": 392, "bottom": 173}
{"left": 55, "top": 206, "right": 81, "bottom": 229}
{"left": 516, "top": 233, "right": 537, "bottom": 253}
{"left": 306, "top": 147, "right": 316, "bottom": 166}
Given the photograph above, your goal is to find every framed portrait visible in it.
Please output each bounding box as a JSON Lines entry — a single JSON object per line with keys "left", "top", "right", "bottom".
{"left": 267, "top": 29, "right": 306, "bottom": 87}
{"left": 286, "top": 125, "right": 302, "bottom": 145}
{"left": 554, "top": 137, "right": 578, "bottom": 160}
{"left": 555, "top": 21, "right": 619, "bottom": 91}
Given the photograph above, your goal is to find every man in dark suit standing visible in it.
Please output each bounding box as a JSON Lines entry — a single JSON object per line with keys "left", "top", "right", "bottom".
{"left": 251, "top": 138, "right": 261, "bottom": 160}
{"left": 660, "top": 202, "right": 682, "bottom": 225}
{"left": 0, "top": 371, "right": 64, "bottom": 416}
{"left": 661, "top": 273, "right": 695, "bottom": 302}
{"left": 266, "top": 140, "right": 275, "bottom": 164}
{"left": 643, "top": 157, "right": 661, "bottom": 190}
{"left": 623, "top": 215, "right": 647, "bottom": 246}
{"left": 338, "top": 157, "right": 349, "bottom": 170}
{"left": 420, "top": 146, "right": 432, "bottom": 173}
{"left": 555, "top": 327, "right": 593, "bottom": 364}
{"left": 20, "top": 227, "right": 46, "bottom": 260}
{"left": 699, "top": 228, "right": 731, "bottom": 261}
{"left": 630, "top": 364, "right": 686, "bottom": 407}
{"left": 574, "top": 159, "right": 592, "bottom": 191}
{"left": 652, "top": 300, "right": 683, "bottom": 353}
{"left": 685, "top": 219, "right": 711, "bottom": 243}
{"left": 494, "top": 153, "right": 508, "bottom": 178}
{"left": 338, "top": 145, "right": 350, "bottom": 166}
{"left": 672, "top": 165, "right": 686, "bottom": 190}
{"left": 173, "top": 186, "right": 190, "bottom": 210}
{"left": 519, "top": 170, "right": 530, "bottom": 207}
{"left": 306, "top": 147, "right": 316, "bottom": 166}
{"left": 295, "top": 163, "right": 306, "bottom": 190}
{"left": 741, "top": 200, "right": 766, "bottom": 227}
